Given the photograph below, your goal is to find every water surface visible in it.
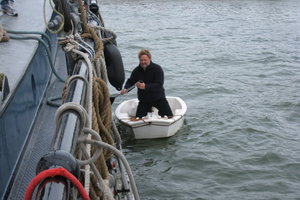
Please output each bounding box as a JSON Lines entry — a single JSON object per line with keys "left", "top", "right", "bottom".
{"left": 102, "top": 0, "right": 300, "bottom": 199}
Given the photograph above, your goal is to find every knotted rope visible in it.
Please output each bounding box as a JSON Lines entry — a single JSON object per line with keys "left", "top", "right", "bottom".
{"left": 57, "top": 4, "right": 129, "bottom": 197}
{"left": 92, "top": 77, "right": 113, "bottom": 149}
{"left": 61, "top": 46, "right": 115, "bottom": 198}
{"left": 78, "top": 0, "right": 103, "bottom": 62}
{"left": 89, "top": 77, "right": 114, "bottom": 198}
{"left": 0, "top": 24, "right": 9, "bottom": 42}
{"left": 0, "top": 73, "right": 4, "bottom": 91}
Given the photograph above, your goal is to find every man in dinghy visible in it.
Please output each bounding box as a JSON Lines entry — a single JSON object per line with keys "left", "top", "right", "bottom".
{"left": 121, "top": 49, "right": 173, "bottom": 119}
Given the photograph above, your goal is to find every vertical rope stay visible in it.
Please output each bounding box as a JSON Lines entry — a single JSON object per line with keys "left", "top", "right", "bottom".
{"left": 71, "top": 49, "right": 94, "bottom": 193}
{"left": 57, "top": 1, "right": 137, "bottom": 198}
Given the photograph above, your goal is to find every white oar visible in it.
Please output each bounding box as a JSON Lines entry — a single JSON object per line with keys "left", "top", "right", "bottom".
{"left": 110, "top": 84, "right": 135, "bottom": 104}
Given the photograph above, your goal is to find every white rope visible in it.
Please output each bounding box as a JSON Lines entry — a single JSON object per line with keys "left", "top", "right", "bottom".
{"left": 60, "top": 30, "right": 137, "bottom": 199}
{"left": 94, "top": 59, "right": 101, "bottom": 78}
{"left": 54, "top": 102, "right": 88, "bottom": 129}
{"left": 99, "top": 56, "right": 109, "bottom": 83}
{"left": 71, "top": 48, "right": 94, "bottom": 193}
{"left": 77, "top": 136, "right": 140, "bottom": 200}
{"left": 96, "top": 27, "right": 122, "bottom": 152}
{"left": 94, "top": 26, "right": 117, "bottom": 43}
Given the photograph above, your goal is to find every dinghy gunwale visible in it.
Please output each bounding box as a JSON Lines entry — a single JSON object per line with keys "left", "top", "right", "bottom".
{"left": 115, "top": 96, "right": 187, "bottom": 139}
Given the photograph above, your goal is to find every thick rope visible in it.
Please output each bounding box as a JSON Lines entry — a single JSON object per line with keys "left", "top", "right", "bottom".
{"left": 88, "top": 77, "right": 115, "bottom": 198}
{"left": 77, "top": 138, "right": 140, "bottom": 200}
{"left": 0, "top": 25, "right": 4, "bottom": 41}
{"left": 57, "top": 6, "right": 134, "bottom": 198}
{"left": 92, "top": 78, "right": 114, "bottom": 151}
{"left": 0, "top": 73, "right": 4, "bottom": 91}
{"left": 0, "top": 24, "right": 9, "bottom": 42}
{"left": 71, "top": 49, "right": 94, "bottom": 193}
{"left": 90, "top": 77, "right": 114, "bottom": 180}
{"left": 94, "top": 26, "right": 117, "bottom": 43}
{"left": 78, "top": 0, "right": 103, "bottom": 62}
{"left": 94, "top": 55, "right": 123, "bottom": 150}
{"left": 68, "top": 47, "right": 114, "bottom": 198}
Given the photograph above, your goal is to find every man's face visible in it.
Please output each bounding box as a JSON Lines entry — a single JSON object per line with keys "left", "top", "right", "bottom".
{"left": 139, "top": 55, "right": 151, "bottom": 69}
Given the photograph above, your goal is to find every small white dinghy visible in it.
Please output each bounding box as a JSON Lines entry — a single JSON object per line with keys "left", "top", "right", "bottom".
{"left": 115, "top": 96, "right": 187, "bottom": 139}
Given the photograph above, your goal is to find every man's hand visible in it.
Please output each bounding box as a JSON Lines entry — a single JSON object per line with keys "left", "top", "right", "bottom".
{"left": 120, "top": 88, "right": 128, "bottom": 94}
{"left": 136, "top": 81, "right": 145, "bottom": 90}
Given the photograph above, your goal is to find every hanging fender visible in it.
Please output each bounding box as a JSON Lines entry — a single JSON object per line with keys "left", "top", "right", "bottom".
{"left": 104, "top": 42, "right": 125, "bottom": 91}
{"left": 103, "top": 32, "right": 117, "bottom": 46}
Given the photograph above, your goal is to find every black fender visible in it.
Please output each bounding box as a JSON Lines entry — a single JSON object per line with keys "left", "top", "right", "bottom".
{"left": 53, "top": 0, "right": 72, "bottom": 32}
{"left": 102, "top": 31, "right": 117, "bottom": 46}
{"left": 104, "top": 42, "right": 125, "bottom": 91}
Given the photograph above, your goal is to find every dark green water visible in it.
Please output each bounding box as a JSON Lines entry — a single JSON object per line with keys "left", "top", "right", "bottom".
{"left": 102, "top": 0, "right": 300, "bottom": 199}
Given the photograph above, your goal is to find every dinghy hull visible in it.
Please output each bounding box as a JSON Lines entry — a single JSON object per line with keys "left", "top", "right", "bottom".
{"left": 115, "top": 96, "right": 187, "bottom": 139}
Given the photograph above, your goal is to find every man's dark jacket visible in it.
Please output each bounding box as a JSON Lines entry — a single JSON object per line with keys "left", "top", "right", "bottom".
{"left": 124, "top": 62, "right": 166, "bottom": 103}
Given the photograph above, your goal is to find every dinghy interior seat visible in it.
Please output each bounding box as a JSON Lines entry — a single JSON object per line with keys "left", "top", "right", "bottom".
{"left": 118, "top": 97, "right": 185, "bottom": 119}
{"left": 119, "top": 100, "right": 138, "bottom": 118}
{"left": 167, "top": 98, "right": 183, "bottom": 115}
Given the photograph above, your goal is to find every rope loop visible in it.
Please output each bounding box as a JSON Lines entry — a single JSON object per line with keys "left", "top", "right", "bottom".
{"left": 24, "top": 167, "right": 90, "bottom": 200}
{"left": 67, "top": 74, "right": 88, "bottom": 84}
{"left": 0, "top": 73, "right": 5, "bottom": 91}
{"left": 76, "top": 128, "right": 103, "bottom": 166}
{"left": 55, "top": 102, "right": 89, "bottom": 129}
{"left": 77, "top": 139, "right": 140, "bottom": 200}
{"left": 0, "top": 24, "right": 9, "bottom": 42}
{"left": 94, "top": 26, "right": 117, "bottom": 43}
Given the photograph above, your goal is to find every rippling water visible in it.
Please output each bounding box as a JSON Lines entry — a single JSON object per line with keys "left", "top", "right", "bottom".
{"left": 102, "top": 0, "right": 300, "bottom": 199}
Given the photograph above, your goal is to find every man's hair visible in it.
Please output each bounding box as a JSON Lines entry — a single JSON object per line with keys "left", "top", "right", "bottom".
{"left": 138, "top": 49, "right": 151, "bottom": 59}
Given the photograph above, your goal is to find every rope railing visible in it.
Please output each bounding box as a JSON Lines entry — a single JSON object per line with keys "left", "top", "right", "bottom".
{"left": 24, "top": 168, "right": 90, "bottom": 200}
{"left": 77, "top": 131, "right": 140, "bottom": 200}
{"left": 23, "top": 0, "right": 139, "bottom": 199}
